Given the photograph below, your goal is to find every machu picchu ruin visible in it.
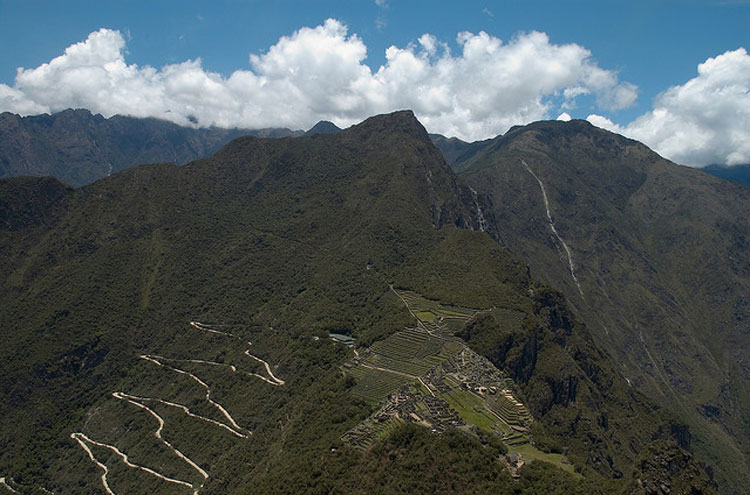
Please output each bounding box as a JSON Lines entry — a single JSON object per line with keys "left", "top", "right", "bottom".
{"left": 340, "top": 288, "right": 569, "bottom": 472}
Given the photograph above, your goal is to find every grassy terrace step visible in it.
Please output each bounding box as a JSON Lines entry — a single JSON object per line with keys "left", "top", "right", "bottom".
{"left": 440, "top": 388, "right": 510, "bottom": 434}
{"left": 371, "top": 332, "right": 428, "bottom": 357}
{"left": 487, "top": 395, "right": 532, "bottom": 426}
{"left": 366, "top": 355, "right": 432, "bottom": 376}
{"left": 442, "top": 318, "right": 469, "bottom": 333}
{"left": 349, "top": 368, "right": 413, "bottom": 402}
{"left": 344, "top": 417, "right": 407, "bottom": 451}
{"left": 505, "top": 433, "right": 528, "bottom": 446}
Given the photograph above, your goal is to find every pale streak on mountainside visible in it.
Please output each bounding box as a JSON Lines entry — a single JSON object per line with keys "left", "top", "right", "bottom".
{"left": 468, "top": 186, "right": 487, "bottom": 232}
{"left": 521, "top": 160, "right": 584, "bottom": 298}
{"left": 0, "top": 477, "right": 18, "bottom": 494}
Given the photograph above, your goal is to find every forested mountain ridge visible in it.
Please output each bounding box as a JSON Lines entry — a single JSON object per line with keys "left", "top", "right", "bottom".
{"left": 447, "top": 119, "right": 750, "bottom": 493}
{"left": 0, "top": 111, "right": 713, "bottom": 494}
{"left": 0, "top": 109, "right": 301, "bottom": 187}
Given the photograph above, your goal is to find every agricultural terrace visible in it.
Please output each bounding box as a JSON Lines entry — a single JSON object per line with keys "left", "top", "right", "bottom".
{"left": 343, "top": 287, "right": 566, "bottom": 470}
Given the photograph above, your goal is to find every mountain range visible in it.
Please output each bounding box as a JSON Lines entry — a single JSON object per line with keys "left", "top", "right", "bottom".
{"left": 0, "top": 109, "right": 302, "bottom": 187}
{"left": 0, "top": 110, "right": 746, "bottom": 494}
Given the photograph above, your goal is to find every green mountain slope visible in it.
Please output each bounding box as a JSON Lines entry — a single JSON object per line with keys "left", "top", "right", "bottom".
{"left": 0, "top": 112, "right": 711, "bottom": 494}
{"left": 452, "top": 119, "right": 750, "bottom": 493}
{"left": 0, "top": 109, "right": 301, "bottom": 186}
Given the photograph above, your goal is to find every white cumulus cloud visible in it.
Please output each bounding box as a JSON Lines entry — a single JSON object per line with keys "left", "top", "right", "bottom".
{"left": 588, "top": 48, "right": 750, "bottom": 166}
{"left": 0, "top": 20, "right": 638, "bottom": 141}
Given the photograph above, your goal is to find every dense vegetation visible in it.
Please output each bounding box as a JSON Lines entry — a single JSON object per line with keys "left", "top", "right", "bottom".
{"left": 0, "top": 111, "right": 715, "bottom": 494}
{"left": 442, "top": 119, "right": 750, "bottom": 493}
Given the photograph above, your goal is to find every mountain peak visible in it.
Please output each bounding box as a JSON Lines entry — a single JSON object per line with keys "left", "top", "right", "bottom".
{"left": 350, "top": 110, "right": 429, "bottom": 141}
{"left": 305, "top": 120, "right": 341, "bottom": 135}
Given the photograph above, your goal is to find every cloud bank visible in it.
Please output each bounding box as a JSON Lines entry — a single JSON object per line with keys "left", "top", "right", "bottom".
{"left": 1, "top": 19, "right": 746, "bottom": 165}
{"left": 588, "top": 48, "right": 750, "bottom": 166}
{"left": 0, "top": 20, "right": 634, "bottom": 142}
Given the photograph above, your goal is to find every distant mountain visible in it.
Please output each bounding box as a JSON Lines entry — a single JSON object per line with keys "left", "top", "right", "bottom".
{"left": 305, "top": 120, "right": 342, "bottom": 135}
{"left": 0, "top": 112, "right": 710, "bottom": 494}
{"left": 702, "top": 163, "right": 750, "bottom": 187}
{"left": 0, "top": 109, "right": 301, "bottom": 186}
{"left": 429, "top": 133, "right": 490, "bottom": 167}
{"left": 449, "top": 119, "right": 750, "bottom": 493}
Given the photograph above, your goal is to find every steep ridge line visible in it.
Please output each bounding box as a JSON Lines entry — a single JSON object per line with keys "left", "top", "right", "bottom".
{"left": 71, "top": 432, "right": 194, "bottom": 493}
{"left": 520, "top": 160, "right": 584, "bottom": 298}
{"left": 112, "top": 392, "right": 211, "bottom": 482}
{"left": 637, "top": 329, "right": 682, "bottom": 406}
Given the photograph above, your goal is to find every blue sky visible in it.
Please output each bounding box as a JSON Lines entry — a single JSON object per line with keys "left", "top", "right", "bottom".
{"left": 0, "top": 1, "right": 748, "bottom": 165}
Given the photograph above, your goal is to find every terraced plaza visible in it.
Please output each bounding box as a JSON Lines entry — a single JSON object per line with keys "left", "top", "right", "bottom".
{"left": 343, "top": 289, "right": 541, "bottom": 456}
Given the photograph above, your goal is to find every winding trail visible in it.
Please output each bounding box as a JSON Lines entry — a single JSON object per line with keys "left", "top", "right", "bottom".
{"left": 521, "top": 160, "right": 584, "bottom": 298}
{"left": 70, "top": 435, "right": 114, "bottom": 495}
{"left": 243, "top": 351, "right": 285, "bottom": 386}
{"left": 71, "top": 432, "right": 194, "bottom": 493}
{"left": 112, "top": 392, "right": 210, "bottom": 482}
{"left": 189, "top": 321, "right": 285, "bottom": 386}
{"left": 140, "top": 355, "right": 246, "bottom": 433}
{"left": 0, "top": 477, "right": 18, "bottom": 493}
{"left": 113, "top": 392, "right": 248, "bottom": 438}
{"left": 69, "top": 319, "right": 285, "bottom": 492}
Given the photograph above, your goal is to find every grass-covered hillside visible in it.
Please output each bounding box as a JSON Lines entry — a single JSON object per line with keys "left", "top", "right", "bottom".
{"left": 0, "top": 112, "right": 712, "bottom": 494}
